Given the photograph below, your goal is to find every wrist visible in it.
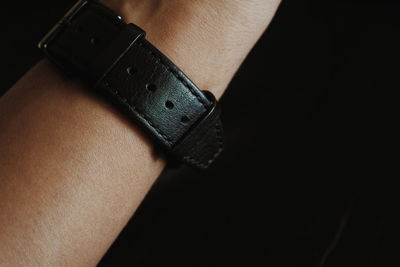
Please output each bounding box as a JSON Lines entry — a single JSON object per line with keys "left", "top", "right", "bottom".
{"left": 102, "top": 0, "right": 222, "bottom": 94}
{"left": 36, "top": 0, "right": 225, "bottom": 169}
{"left": 102, "top": 0, "right": 282, "bottom": 98}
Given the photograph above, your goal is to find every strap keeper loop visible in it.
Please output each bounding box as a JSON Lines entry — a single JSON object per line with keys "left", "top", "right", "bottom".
{"left": 89, "top": 23, "right": 146, "bottom": 87}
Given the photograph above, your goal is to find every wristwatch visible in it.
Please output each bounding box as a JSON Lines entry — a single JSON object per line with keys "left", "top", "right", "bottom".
{"left": 38, "top": 0, "right": 223, "bottom": 169}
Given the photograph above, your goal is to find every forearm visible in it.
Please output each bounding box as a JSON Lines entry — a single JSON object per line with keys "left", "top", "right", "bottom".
{"left": 0, "top": 0, "right": 281, "bottom": 265}
{"left": 0, "top": 60, "right": 164, "bottom": 266}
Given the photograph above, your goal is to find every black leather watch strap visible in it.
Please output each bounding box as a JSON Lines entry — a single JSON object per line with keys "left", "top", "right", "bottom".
{"left": 38, "top": 0, "right": 223, "bottom": 169}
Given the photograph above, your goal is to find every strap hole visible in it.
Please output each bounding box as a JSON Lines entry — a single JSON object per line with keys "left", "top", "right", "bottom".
{"left": 165, "top": 101, "right": 174, "bottom": 109}
{"left": 181, "top": 116, "right": 190, "bottom": 123}
{"left": 146, "top": 83, "right": 157, "bottom": 92}
{"left": 126, "top": 66, "right": 136, "bottom": 75}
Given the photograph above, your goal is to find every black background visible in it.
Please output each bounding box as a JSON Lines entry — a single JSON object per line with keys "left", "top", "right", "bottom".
{"left": 1, "top": 0, "right": 398, "bottom": 266}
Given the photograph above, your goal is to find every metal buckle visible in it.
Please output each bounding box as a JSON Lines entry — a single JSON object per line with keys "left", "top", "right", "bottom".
{"left": 38, "top": 0, "right": 125, "bottom": 70}
{"left": 38, "top": 0, "right": 90, "bottom": 53}
{"left": 201, "top": 91, "right": 219, "bottom": 120}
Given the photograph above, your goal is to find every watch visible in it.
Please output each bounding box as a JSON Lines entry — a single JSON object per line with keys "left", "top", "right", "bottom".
{"left": 38, "top": 0, "right": 224, "bottom": 169}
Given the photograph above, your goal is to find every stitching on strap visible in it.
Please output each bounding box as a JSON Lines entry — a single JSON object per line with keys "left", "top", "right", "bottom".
{"left": 137, "top": 40, "right": 208, "bottom": 109}
{"left": 103, "top": 82, "right": 173, "bottom": 146}
{"left": 101, "top": 40, "right": 220, "bottom": 167}
{"left": 183, "top": 122, "right": 224, "bottom": 168}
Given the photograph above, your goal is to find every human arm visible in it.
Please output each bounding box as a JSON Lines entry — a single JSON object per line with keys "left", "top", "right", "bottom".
{"left": 0, "top": 0, "right": 281, "bottom": 265}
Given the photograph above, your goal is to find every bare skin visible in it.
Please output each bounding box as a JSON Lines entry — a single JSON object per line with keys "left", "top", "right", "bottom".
{"left": 0, "top": 0, "right": 281, "bottom": 266}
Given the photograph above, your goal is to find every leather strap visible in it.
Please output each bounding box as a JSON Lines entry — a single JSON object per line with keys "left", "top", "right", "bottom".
{"left": 39, "top": 0, "right": 223, "bottom": 169}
